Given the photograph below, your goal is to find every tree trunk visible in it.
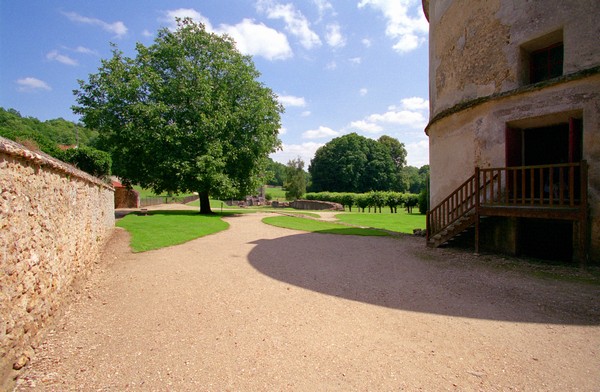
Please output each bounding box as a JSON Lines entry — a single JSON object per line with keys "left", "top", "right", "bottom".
{"left": 198, "top": 190, "right": 213, "bottom": 214}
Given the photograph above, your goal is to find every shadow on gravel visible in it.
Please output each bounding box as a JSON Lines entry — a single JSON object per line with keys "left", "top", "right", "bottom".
{"left": 248, "top": 233, "right": 600, "bottom": 325}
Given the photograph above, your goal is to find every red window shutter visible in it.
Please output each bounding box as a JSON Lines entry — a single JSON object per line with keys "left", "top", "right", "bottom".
{"left": 568, "top": 118, "right": 583, "bottom": 162}
{"left": 506, "top": 126, "right": 522, "bottom": 167}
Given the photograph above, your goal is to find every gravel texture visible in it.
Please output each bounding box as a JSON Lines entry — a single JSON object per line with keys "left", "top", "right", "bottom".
{"left": 13, "top": 210, "right": 600, "bottom": 391}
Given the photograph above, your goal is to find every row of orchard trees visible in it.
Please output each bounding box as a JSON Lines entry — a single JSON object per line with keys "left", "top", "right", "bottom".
{"left": 305, "top": 191, "right": 427, "bottom": 214}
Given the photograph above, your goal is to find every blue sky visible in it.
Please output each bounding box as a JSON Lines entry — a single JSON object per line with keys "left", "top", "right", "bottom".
{"left": 0, "top": 0, "right": 430, "bottom": 167}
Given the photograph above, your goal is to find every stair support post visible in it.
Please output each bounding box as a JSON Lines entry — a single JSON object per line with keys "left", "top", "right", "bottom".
{"left": 474, "top": 167, "right": 481, "bottom": 255}
{"left": 576, "top": 160, "right": 589, "bottom": 265}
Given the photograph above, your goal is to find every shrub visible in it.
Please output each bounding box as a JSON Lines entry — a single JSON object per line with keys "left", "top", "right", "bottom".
{"left": 404, "top": 193, "right": 419, "bottom": 214}
{"left": 384, "top": 191, "right": 404, "bottom": 213}
{"left": 355, "top": 193, "right": 370, "bottom": 212}
{"left": 367, "top": 191, "right": 386, "bottom": 213}
{"left": 339, "top": 193, "right": 356, "bottom": 211}
{"left": 60, "top": 146, "right": 112, "bottom": 178}
{"left": 418, "top": 188, "right": 428, "bottom": 214}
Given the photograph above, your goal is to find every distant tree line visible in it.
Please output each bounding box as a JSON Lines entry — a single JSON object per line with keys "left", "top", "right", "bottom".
{"left": 0, "top": 107, "right": 111, "bottom": 178}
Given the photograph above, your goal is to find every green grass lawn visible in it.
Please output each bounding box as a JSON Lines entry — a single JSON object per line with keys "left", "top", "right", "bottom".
{"left": 336, "top": 210, "right": 425, "bottom": 234}
{"left": 132, "top": 185, "right": 196, "bottom": 199}
{"left": 262, "top": 215, "right": 390, "bottom": 236}
{"left": 116, "top": 210, "right": 229, "bottom": 252}
{"left": 265, "top": 186, "right": 287, "bottom": 200}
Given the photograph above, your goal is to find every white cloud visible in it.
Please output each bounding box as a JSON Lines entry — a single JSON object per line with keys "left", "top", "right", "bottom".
{"left": 63, "top": 11, "right": 127, "bottom": 38}
{"left": 325, "top": 23, "right": 346, "bottom": 48}
{"left": 270, "top": 142, "right": 324, "bottom": 165}
{"left": 301, "top": 111, "right": 311, "bottom": 117}
{"left": 392, "top": 33, "right": 420, "bottom": 53}
{"left": 357, "top": 0, "right": 428, "bottom": 54}
{"left": 398, "top": 96, "right": 429, "bottom": 111}
{"left": 313, "top": 0, "right": 334, "bottom": 20}
{"left": 359, "top": 88, "right": 368, "bottom": 96}
{"left": 362, "top": 38, "right": 372, "bottom": 47}
{"left": 72, "top": 46, "right": 97, "bottom": 55}
{"left": 279, "top": 127, "right": 287, "bottom": 135}
{"left": 366, "top": 110, "right": 426, "bottom": 126}
{"left": 302, "top": 126, "right": 340, "bottom": 139}
{"left": 346, "top": 96, "right": 429, "bottom": 139}
{"left": 257, "top": 0, "right": 322, "bottom": 49}
{"left": 142, "top": 29, "right": 154, "bottom": 38}
{"left": 349, "top": 57, "right": 362, "bottom": 64}
{"left": 219, "top": 19, "right": 292, "bottom": 60}
{"left": 46, "top": 50, "right": 78, "bottom": 66}
{"left": 350, "top": 120, "right": 383, "bottom": 133}
{"left": 161, "top": 10, "right": 292, "bottom": 61}
{"left": 277, "top": 94, "right": 306, "bottom": 107}
{"left": 16, "top": 77, "right": 51, "bottom": 92}
{"left": 325, "top": 61, "right": 337, "bottom": 70}
{"left": 405, "top": 139, "right": 429, "bottom": 167}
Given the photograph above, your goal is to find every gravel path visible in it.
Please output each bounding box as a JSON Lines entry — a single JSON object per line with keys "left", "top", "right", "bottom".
{"left": 14, "top": 212, "right": 600, "bottom": 391}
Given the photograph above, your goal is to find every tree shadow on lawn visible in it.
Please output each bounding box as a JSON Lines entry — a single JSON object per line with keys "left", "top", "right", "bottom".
{"left": 248, "top": 233, "right": 600, "bottom": 325}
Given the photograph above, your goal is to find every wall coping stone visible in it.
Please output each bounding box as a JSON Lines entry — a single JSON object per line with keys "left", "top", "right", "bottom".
{"left": 0, "top": 136, "right": 113, "bottom": 191}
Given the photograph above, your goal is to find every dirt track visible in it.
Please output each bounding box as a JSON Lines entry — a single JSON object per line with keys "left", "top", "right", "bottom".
{"left": 14, "top": 211, "right": 600, "bottom": 391}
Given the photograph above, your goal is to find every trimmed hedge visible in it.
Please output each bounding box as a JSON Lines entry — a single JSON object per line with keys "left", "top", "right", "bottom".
{"left": 305, "top": 191, "right": 423, "bottom": 214}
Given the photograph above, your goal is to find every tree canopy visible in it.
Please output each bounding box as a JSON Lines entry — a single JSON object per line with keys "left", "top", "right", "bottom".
{"left": 284, "top": 157, "right": 306, "bottom": 200}
{"left": 0, "top": 107, "right": 97, "bottom": 156}
{"left": 308, "top": 133, "right": 428, "bottom": 194}
{"left": 308, "top": 133, "right": 396, "bottom": 193}
{"left": 265, "top": 158, "right": 286, "bottom": 186}
{"left": 73, "top": 19, "right": 282, "bottom": 213}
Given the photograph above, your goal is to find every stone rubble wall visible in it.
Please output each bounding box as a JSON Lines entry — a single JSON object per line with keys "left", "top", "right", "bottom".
{"left": 0, "top": 137, "right": 114, "bottom": 386}
{"left": 114, "top": 186, "right": 140, "bottom": 208}
{"left": 290, "top": 199, "right": 344, "bottom": 211}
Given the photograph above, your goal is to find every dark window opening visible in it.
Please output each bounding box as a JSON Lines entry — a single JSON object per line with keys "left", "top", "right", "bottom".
{"left": 530, "top": 43, "right": 563, "bottom": 84}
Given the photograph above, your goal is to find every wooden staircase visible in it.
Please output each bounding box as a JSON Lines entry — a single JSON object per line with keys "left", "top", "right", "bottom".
{"left": 426, "top": 162, "right": 589, "bottom": 261}
{"left": 428, "top": 210, "right": 476, "bottom": 247}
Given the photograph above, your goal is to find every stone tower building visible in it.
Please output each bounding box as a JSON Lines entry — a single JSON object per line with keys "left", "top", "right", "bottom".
{"left": 423, "top": 0, "right": 600, "bottom": 262}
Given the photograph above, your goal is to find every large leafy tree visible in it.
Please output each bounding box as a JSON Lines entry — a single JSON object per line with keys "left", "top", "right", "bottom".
{"left": 73, "top": 19, "right": 282, "bottom": 213}
{"left": 377, "top": 135, "right": 407, "bottom": 191}
{"left": 284, "top": 157, "right": 306, "bottom": 200}
{"left": 308, "top": 133, "right": 395, "bottom": 193}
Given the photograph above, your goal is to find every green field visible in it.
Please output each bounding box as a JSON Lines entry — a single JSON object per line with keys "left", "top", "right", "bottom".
{"left": 116, "top": 210, "right": 229, "bottom": 252}
{"left": 132, "top": 186, "right": 196, "bottom": 199}
{"left": 265, "top": 186, "right": 287, "bottom": 200}
{"left": 262, "top": 216, "right": 390, "bottom": 236}
{"left": 336, "top": 210, "right": 425, "bottom": 234}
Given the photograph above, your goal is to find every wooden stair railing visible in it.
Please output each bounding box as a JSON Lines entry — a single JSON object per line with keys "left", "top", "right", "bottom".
{"left": 426, "top": 162, "right": 588, "bottom": 258}
{"left": 426, "top": 174, "right": 476, "bottom": 243}
{"left": 426, "top": 170, "right": 499, "bottom": 246}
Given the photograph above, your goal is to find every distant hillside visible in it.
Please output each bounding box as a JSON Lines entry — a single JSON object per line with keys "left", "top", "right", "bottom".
{"left": 0, "top": 107, "right": 98, "bottom": 156}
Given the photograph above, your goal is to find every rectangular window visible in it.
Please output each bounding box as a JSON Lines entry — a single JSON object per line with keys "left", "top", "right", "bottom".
{"left": 530, "top": 43, "right": 564, "bottom": 83}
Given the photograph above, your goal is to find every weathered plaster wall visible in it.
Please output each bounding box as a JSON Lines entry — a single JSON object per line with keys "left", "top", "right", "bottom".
{"left": 428, "top": 0, "right": 600, "bottom": 118}
{"left": 428, "top": 76, "right": 600, "bottom": 260}
{"left": 429, "top": 0, "right": 510, "bottom": 115}
{"left": 0, "top": 137, "right": 114, "bottom": 386}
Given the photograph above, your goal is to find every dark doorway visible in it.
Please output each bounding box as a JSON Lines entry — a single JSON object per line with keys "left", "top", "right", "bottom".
{"left": 519, "top": 219, "right": 573, "bottom": 261}
{"left": 504, "top": 117, "right": 583, "bottom": 262}
{"left": 505, "top": 118, "right": 582, "bottom": 167}
{"left": 523, "top": 124, "right": 569, "bottom": 165}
